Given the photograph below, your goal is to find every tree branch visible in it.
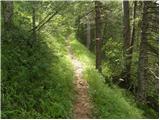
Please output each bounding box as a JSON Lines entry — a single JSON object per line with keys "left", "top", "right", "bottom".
{"left": 29, "top": 4, "right": 65, "bottom": 32}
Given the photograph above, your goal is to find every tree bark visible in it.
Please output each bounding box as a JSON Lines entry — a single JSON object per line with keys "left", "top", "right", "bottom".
{"left": 2, "top": 1, "right": 13, "bottom": 30}
{"left": 32, "top": 2, "right": 36, "bottom": 41}
{"left": 130, "top": 1, "right": 137, "bottom": 59}
{"left": 126, "top": 1, "right": 137, "bottom": 88}
{"left": 122, "top": 0, "right": 131, "bottom": 87}
{"left": 95, "top": 1, "right": 102, "bottom": 72}
{"left": 137, "top": 2, "right": 148, "bottom": 102}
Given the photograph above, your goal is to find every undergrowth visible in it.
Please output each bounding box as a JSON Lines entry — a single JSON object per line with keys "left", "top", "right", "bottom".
{"left": 84, "top": 68, "right": 144, "bottom": 118}
{"left": 2, "top": 28, "right": 74, "bottom": 118}
{"left": 70, "top": 36, "right": 156, "bottom": 119}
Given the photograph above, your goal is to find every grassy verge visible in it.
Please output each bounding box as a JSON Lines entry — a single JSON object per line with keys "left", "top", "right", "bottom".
{"left": 70, "top": 36, "right": 145, "bottom": 119}
{"left": 2, "top": 30, "right": 74, "bottom": 118}
{"left": 84, "top": 67, "right": 144, "bottom": 118}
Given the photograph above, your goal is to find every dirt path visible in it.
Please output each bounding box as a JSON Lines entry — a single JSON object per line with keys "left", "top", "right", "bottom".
{"left": 67, "top": 43, "right": 92, "bottom": 119}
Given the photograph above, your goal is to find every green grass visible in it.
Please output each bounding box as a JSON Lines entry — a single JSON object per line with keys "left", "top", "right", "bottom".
{"left": 84, "top": 68, "right": 144, "bottom": 118}
{"left": 70, "top": 36, "right": 145, "bottom": 119}
{"left": 2, "top": 30, "right": 74, "bottom": 118}
{"left": 70, "top": 35, "right": 95, "bottom": 67}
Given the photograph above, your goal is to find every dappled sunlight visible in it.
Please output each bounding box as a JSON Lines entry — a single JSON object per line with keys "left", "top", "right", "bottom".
{"left": 70, "top": 38, "right": 95, "bottom": 67}
{"left": 67, "top": 39, "right": 92, "bottom": 119}
{"left": 70, "top": 38, "right": 145, "bottom": 118}
{"left": 2, "top": 0, "right": 158, "bottom": 119}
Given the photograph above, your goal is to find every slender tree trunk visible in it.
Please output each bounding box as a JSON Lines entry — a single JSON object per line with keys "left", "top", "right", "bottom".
{"left": 95, "top": 1, "right": 102, "bottom": 72}
{"left": 130, "top": 1, "right": 137, "bottom": 93}
{"left": 32, "top": 2, "right": 36, "bottom": 42}
{"left": 129, "top": 1, "right": 137, "bottom": 61}
{"left": 137, "top": 2, "right": 148, "bottom": 102}
{"left": 127, "top": 1, "right": 137, "bottom": 90}
{"left": 2, "top": 1, "right": 13, "bottom": 30}
{"left": 86, "top": 21, "right": 91, "bottom": 49}
{"left": 122, "top": 0, "right": 131, "bottom": 87}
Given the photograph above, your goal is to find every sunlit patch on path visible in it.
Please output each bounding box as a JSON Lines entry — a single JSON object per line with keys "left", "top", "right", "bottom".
{"left": 67, "top": 42, "right": 92, "bottom": 119}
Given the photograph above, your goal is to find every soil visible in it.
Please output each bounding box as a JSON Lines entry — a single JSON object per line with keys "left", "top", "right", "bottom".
{"left": 67, "top": 44, "right": 92, "bottom": 119}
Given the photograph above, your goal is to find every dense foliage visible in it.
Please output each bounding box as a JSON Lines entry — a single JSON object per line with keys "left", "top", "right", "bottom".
{"left": 2, "top": 28, "right": 75, "bottom": 118}
{"left": 2, "top": 1, "right": 75, "bottom": 118}
{"left": 1, "top": 0, "right": 159, "bottom": 119}
{"left": 75, "top": 0, "right": 159, "bottom": 112}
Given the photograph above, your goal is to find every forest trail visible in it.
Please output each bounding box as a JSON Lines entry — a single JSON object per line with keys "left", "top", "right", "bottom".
{"left": 67, "top": 41, "right": 92, "bottom": 119}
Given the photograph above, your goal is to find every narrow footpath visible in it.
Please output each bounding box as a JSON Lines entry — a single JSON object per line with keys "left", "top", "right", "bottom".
{"left": 67, "top": 41, "right": 92, "bottom": 119}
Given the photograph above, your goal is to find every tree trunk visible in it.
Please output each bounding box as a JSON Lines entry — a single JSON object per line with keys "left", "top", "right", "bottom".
{"left": 86, "top": 21, "right": 91, "bottom": 49}
{"left": 95, "top": 1, "right": 102, "bottom": 72}
{"left": 137, "top": 2, "right": 148, "bottom": 102}
{"left": 2, "top": 1, "right": 13, "bottom": 30}
{"left": 122, "top": 0, "right": 131, "bottom": 87}
{"left": 32, "top": 2, "right": 36, "bottom": 42}
{"left": 129, "top": 1, "right": 137, "bottom": 60}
